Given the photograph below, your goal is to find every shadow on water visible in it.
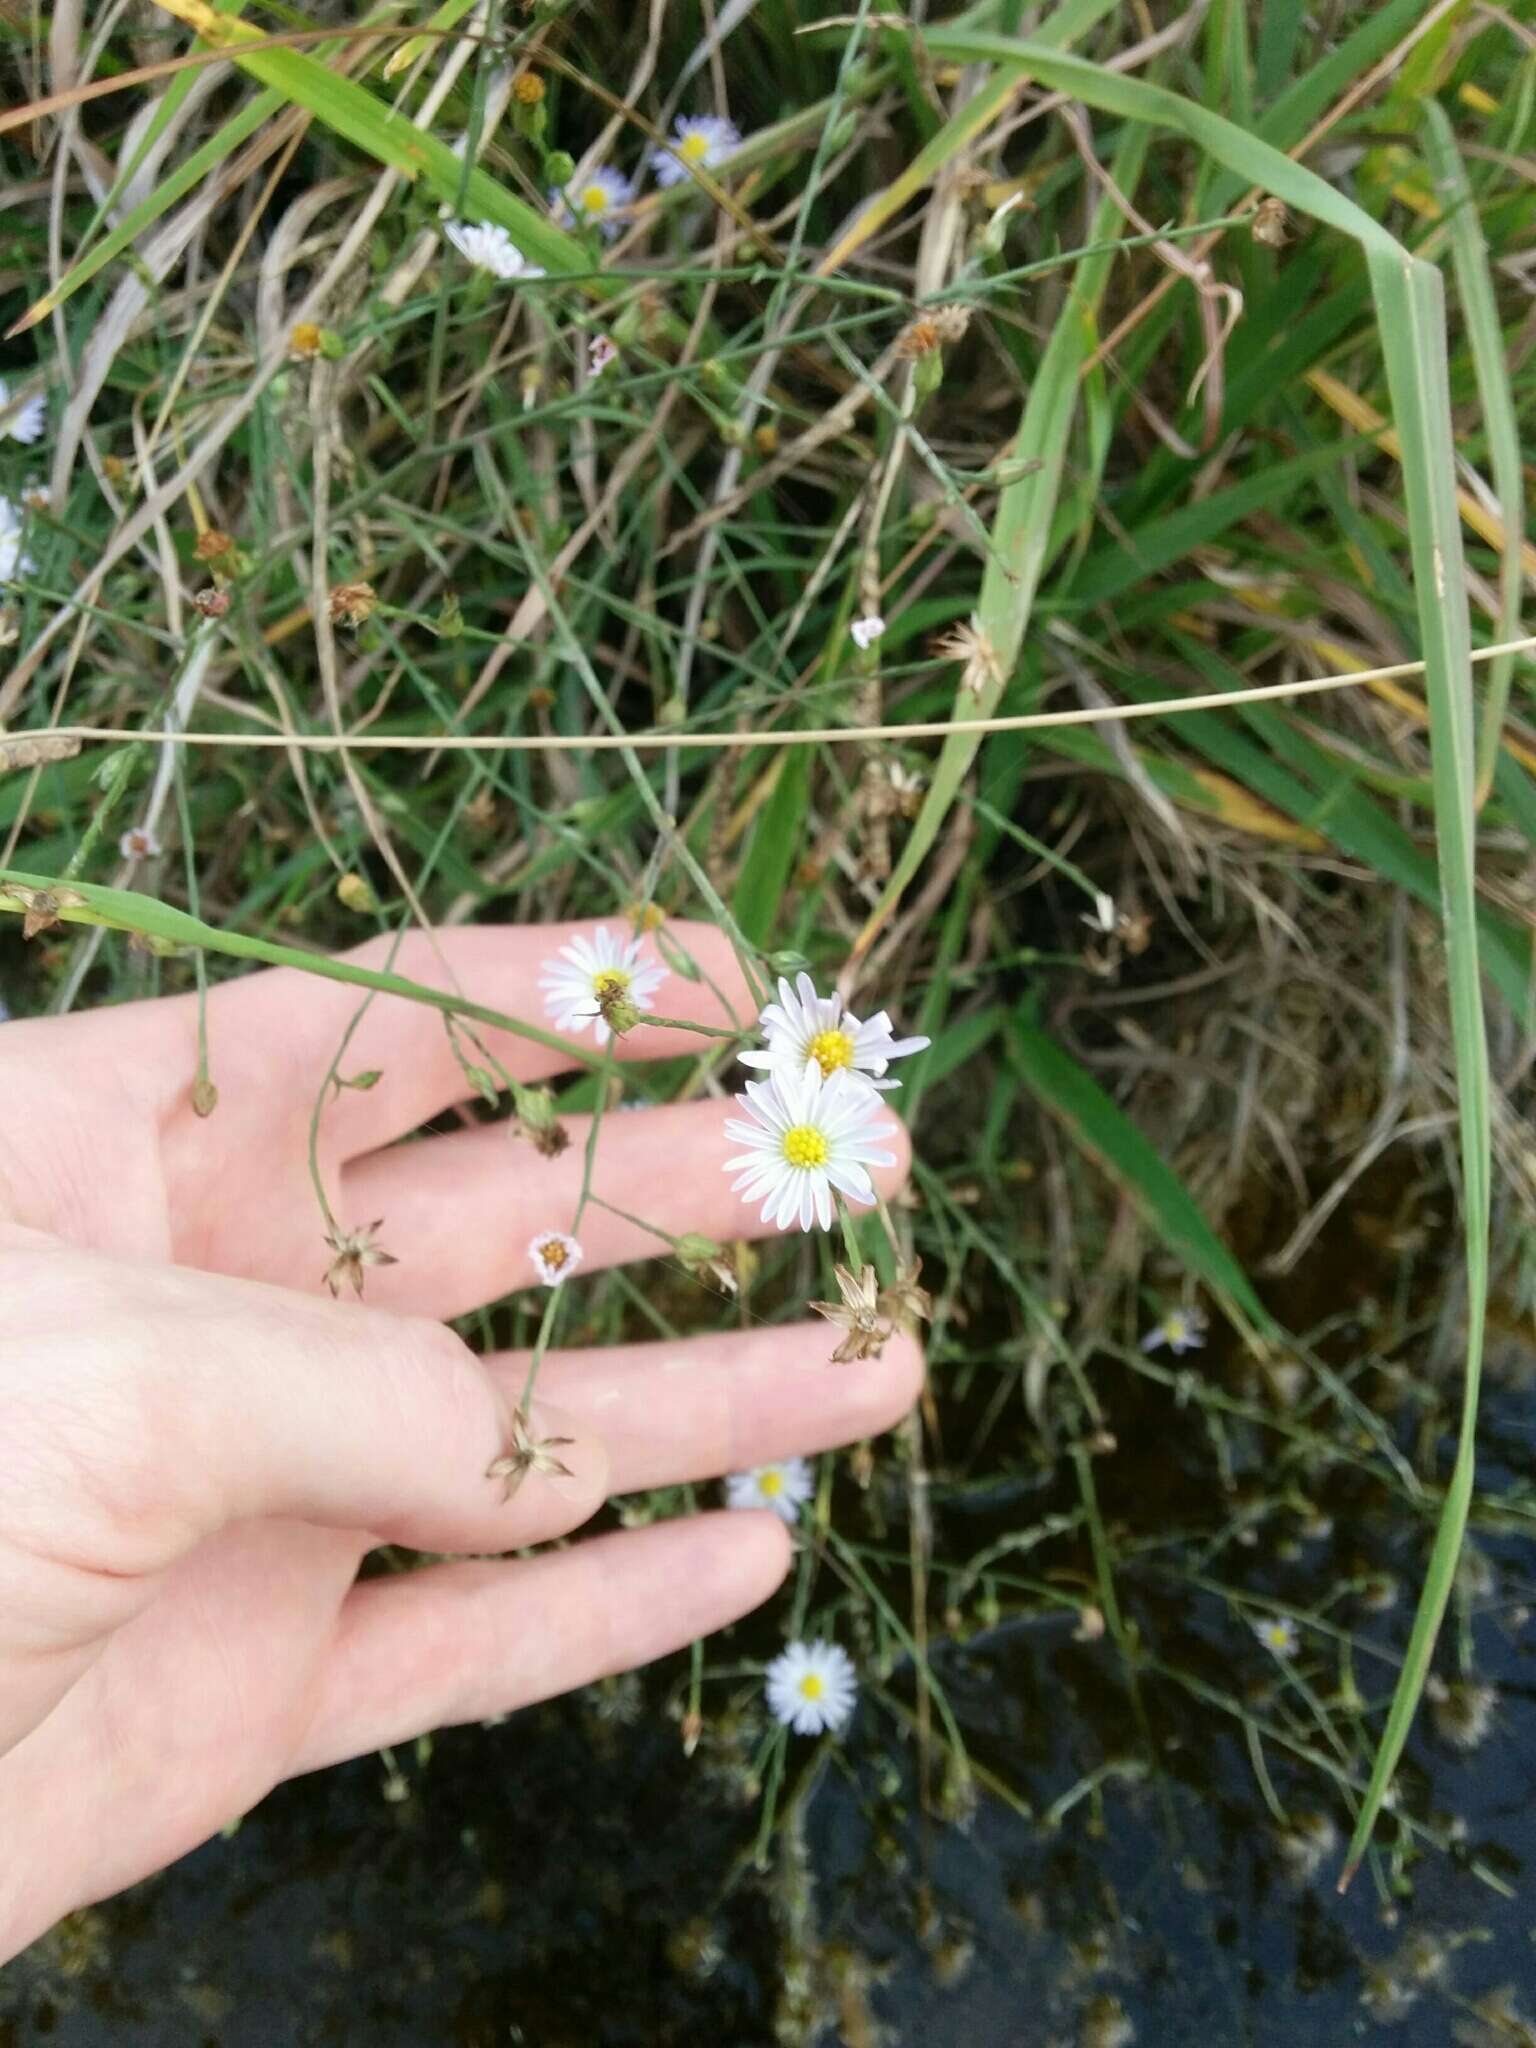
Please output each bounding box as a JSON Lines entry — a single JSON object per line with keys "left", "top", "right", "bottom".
{"left": 8, "top": 1171, "right": 1536, "bottom": 2046}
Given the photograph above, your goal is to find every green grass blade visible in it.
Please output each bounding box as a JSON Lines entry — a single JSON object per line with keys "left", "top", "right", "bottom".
{"left": 1421, "top": 100, "right": 1526, "bottom": 805}
{"left": 1005, "top": 1013, "right": 1271, "bottom": 1337}
{"left": 732, "top": 748, "right": 808, "bottom": 946}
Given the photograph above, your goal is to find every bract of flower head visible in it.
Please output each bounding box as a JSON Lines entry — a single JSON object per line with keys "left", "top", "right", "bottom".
{"left": 539, "top": 924, "right": 667, "bottom": 1045}
{"left": 765, "top": 1639, "right": 858, "bottom": 1735}
{"left": 724, "top": 1064, "right": 896, "bottom": 1234}
{"left": 552, "top": 165, "right": 633, "bottom": 240}
{"left": 738, "top": 972, "right": 928, "bottom": 1093}
{"left": 1140, "top": 1305, "right": 1207, "bottom": 1356}
{"left": 653, "top": 113, "right": 742, "bottom": 189}
{"left": 724, "top": 1457, "right": 814, "bottom": 1523}
{"left": 0, "top": 378, "right": 45, "bottom": 446}
{"left": 442, "top": 216, "right": 546, "bottom": 281}
{"left": 529, "top": 1230, "right": 584, "bottom": 1287}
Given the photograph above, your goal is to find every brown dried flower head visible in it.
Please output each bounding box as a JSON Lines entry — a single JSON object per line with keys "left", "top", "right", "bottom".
{"left": 1251, "top": 197, "right": 1289, "bottom": 248}
{"left": 486, "top": 1407, "right": 576, "bottom": 1503}
{"left": 932, "top": 617, "right": 1004, "bottom": 699}
{"left": 878, "top": 1257, "right": 932, "bottom": 1333}
{"left": 8, "top": 882, "right": 86, "bottom": 940}
{"left": 193, "top": 527, "right": 236, "bottom": 564}
{"left": 810, "top": 1263, "right": 893, "bottom": 1364}
{"left": 323, "top": 1218, "right": 398, "bottom": 1298}
{"left": 192, "top": 586, "right": 230, "bottom": 618}
{"left": 329, "top": 580, "right": 378, "bottom": 628}
{"left": 896, "top": 302, "right": 972, "bottom": 358}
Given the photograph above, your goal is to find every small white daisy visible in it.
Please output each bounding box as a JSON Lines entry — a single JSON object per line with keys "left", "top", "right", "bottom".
{"left": 724, "top": 1457, "right": 815, "bottom": 1524}
{"left": 529, "top": 1230, "right": 584, "bottom": 1287}
{"left": 652, "top": 113, "right": 741, "bottom": 190}
{"left": 589, "top": 334, "right": 619, "bottom": 375}
{"left": 1252, "top": 1614, "right": 1298, "bottom": 1659}
{"left": 0, "top": 377, "right": 45, "bottom": 447}
{"left": 552, "top": 165, "right": 633, "bottom": 240}
{"left": 850, "top": 613, "right": 885, "bottom": 651}
{"left": 1140, "top": 1305, "right": 1208, "bottom": 1356}
{"left": 539, "top": 924, "right": 668, "bottom": 1045}
{"left": 765, "top": 1639, "right": 858, "bottom": 1736}
{"left": 442, "top": 216, "right": 546, "bottom": 282}
{"left": 738, "top": 972, "right": 928, "bottom": 1093}
{"left": 0, "top": 499, "right": 33, "bottom": 587}
{"left": 118, "top": 825, "right": 162, "bottom": 861}
{"left": 724, "top": 1064, "right": 896, "bottom": 1233}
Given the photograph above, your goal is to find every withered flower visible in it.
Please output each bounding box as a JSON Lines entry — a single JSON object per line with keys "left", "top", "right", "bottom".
{"left": 290, "top": 322, "right": 324, "bottom": 359}
{"left": 895, "top": 302, "right": 971, "bottom": 358}
{"left": 323, "top": 1218, "right": 398, "bottom": 1298}
{"left": 192, "top": 527, "right": 235, "bottom": 564}
{"left": 1251, "top": 197, "right": 1289, "bottom": 247}
{"left": 878, "top": 1256, "right": 932, "bottom": 1332}
{"left": 7, "top": 883, "right": 86, "bottom": 940}
{"left": 932, "top": 617, "right": 1004, "bottom": 699}
{"left": 192, "top": 586, "right": 230, "bottom": 618}
{"left": 328, "top": 580, "right": 378, "bottom": 628}
{"left": 486, "top": 1407, "right": 576, "bottom": 1503}
{"left": 810, "top": 1263, "right": 893, "bottom": 1363}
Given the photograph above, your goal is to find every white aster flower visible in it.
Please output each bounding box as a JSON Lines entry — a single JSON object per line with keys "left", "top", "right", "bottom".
{"left": 552, "top": 165, "right": 633, "bottom": 240}
{"left": 118, "top": 825, "right": 162, "bottom": 861}
{"left": 0, "top": 377, "right": 45, "bottom": 446}
{"left": 724, "top": 1457, "right": 814, "bottom": 1524}
{"left": 539, "top": 924, "right": 667, "bottom": 1045}
{"left": 724, "top": 1065, "right": 896, "bottom": 1233}
{"left": 1252, "top": 1614, "right": 1298, "bottom": 1659}
{"left": 739, "top": 972, "right": 928, "bottom": 1092}
{"left": 442, "top": 216, "right": 546, "bottom": 282}
{"left": 850, "top": 613, "right": 885, "bottom": 651}
{"left": 653, "top": 113, "right": 742, "bottom": 190}
{"left": 529, "top": 1230, "right": 584, "bottom": 1287}
{"left": 1140, "top": 1305, "right": 1207, "bottom": 1356}
{"left": 765, "top": 1639, "right": 858, "bottom": 1736}
{"left": 0, "top": 498, "right": 33, "bottom": 587}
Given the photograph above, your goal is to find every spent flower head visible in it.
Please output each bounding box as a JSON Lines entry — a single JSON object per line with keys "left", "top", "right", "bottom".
{"left": 539, "top": 924, "right": 667, "bottom": 1045}
{"left": 486, "top": 1408, "right": 575, "bottom": 1503}
{"left": 724, "top": 1066, "right": 896, "bottom": 1233}
{"left": 324, "top": 1218, "right": 398, "bottom": 1298}
{"left": 653, "top": 113, "right": 742, "bottom": 188}
{"left": 810, "top": 1263, "right": 891, "bottom": 1363}
{"left": 442, "top": 216, "right": 546, "bottom": 282}
{"left": 724, "top": 1457, "right": 815, "bottom": 1524}
{"left": 118, "top": 825, "right": 162, "bottom": 862}
{"left": 765, "top": 1639, "right": 858, "bottom": 1736}
{"left": 933, "top": 617, "right": 1004, "bottom": 699}
{"left": 879, "top": 1257, "right": 932, "bottom": 1332}
{"left": 739, "top": 972, "right": 928, "bottom": 1093}
{"left": 529, "top": 1230, "right": 584, "bottom": 1287}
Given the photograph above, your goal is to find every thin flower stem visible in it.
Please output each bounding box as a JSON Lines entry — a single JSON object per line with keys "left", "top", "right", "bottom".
{"left": 751, "top": 1723, "right": 789, "bottom": 1872}
{"left": 633, "top": 1011, "right": 740, "bottom": 1038}
{"left": 837, "top": 1202, "right": 864, "bottom": 1277}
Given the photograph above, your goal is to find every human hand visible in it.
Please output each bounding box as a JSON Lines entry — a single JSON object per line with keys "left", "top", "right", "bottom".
{"left": 0, "top": 922, "right": 917, "bottom": 1956}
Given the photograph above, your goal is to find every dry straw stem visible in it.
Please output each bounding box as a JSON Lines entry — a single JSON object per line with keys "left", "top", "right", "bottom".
{"left": 11, "top": 636, "right": 1536, "bottom": 757}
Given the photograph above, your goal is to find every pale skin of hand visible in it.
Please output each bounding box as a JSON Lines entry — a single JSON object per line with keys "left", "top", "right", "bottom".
{"left": 0, "top": 921, "right": 918, "bottom": 1959}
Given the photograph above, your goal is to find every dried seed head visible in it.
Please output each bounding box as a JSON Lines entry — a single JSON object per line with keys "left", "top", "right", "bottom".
{"left": 328, "top": 581, "right": 378, "bottom": 628}
{"left": 192, "top": 586, "right": 230, "bottom": 618}
{"left": 895, "top": 302, "right": 971, "bottom": 359}
{"left": 1251, "top": 197, "right": 1289, "bottom": 247}
{"left": 486, "top": 1407, "right": 576, "bottom": 1503}
{"left": 752, "top": 423, "right": 779, "bottom": 456}
{"left": 514, "top": 1084, "right": 571, "bottom": 1157}
{"left": 336, "top": 871, "right": 378, "bottom": 913}
{"left": 323, "top": 1218, "right": 398, "bottom": 1298}
{"left": 810, "top": 1263, "right": 893, "bottom": 1363}
{"left": 878, "top": 1257, "right": 932, "bottom": 1332}
{"left": 8, "top": 883, "right": 86, "bottom": 940}
{"left": 193, "top": 527, "right": 236, "bottom": 564}
{"left": 932, "top": 617, "right": 1004, "bottom": 699}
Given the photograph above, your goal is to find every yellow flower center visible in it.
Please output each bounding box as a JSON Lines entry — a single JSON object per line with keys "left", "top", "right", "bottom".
{"left": 798, "top": 1673, "right": 825, "bottom": 1701}
{"left": 807, "top": 1028, "right": 855, "bottom": 1078}
{"left": 758, "top": 1470, "right": 783, "bottom": 1497}
{"left": 782, "top": 1124, "right": 829, "bottom": 1169}
{"left": 540, "top": 1239, "right": 568, "bottom": 1271}
{"left": 592, "top": 967, "right": 631, "bottom": 999}
{"left": 579, "top": 183, "right": 612, "bottom": 215}
{"left": 680, "top": 131, "right": 712, "bottom": 164}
